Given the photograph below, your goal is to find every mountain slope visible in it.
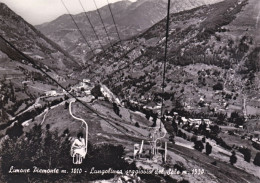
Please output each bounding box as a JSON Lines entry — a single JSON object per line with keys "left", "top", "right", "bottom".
{"left": 0, "top": 3, "right": 80, "bottom": 125}
{"left": 36, "top": 0, "right": 223, "bottom": 62}
{"left": 0, "top": 3, "right": 79, "bottom": 71}
{"left": 82, "top": 0, "right": 260, "bottom": 127}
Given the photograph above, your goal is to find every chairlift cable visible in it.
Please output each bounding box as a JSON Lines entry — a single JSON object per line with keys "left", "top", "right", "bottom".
{"left": 160, "top": 0, "right": 171, "bottom": 130}
{"left": 78, "top": 0, "right": 106, "bottom": 53}
{"left": 92, "top": 0, "right": 114, "bottom": 50}
{"left": 0, "top": 34, "right": 129, "bottom": 136}
{"left": 106, "top": 0, "right": 122, "bottom": 43}
{"left": 61, "top": 0, "right": 95, "bottom": 56}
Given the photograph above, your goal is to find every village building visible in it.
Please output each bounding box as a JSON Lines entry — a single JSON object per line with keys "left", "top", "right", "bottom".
{"left": 45, "top": 90, "right": 57, "bottom": 97}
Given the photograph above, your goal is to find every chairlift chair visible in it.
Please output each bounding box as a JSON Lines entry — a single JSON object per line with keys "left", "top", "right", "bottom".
{"left": 71, "top": 144, "right": 87, "bottom": 164}
{"left": 69, "top": 101, "right": 88, "bottom": 165}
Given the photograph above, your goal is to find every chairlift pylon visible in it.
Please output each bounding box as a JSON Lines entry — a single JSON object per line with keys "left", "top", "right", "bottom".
{"left": 133, "top": 126, "right": 167, "bottom": 162}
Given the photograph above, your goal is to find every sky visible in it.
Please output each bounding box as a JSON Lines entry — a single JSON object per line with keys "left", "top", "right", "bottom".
{"left": 0, "top": 0, "right": 136, "bottom": 25}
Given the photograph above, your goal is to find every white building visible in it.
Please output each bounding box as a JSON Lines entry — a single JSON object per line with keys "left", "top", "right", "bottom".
{"left": 83, "top": 79, "right": 91, "bottom": 84}
{"left": 84, "top": 90, "right": 91, "bottom": 95}
{"left": 32, "top": 55, "right": 44, "bottom": 60}
{"left": 45, "top": 90, "right": 57, "bottom": 97}
{"left": 188, "top": 118, "right": 212, "bottom": 127}
{"left": 100, "top": 85, "right": 121, "bottom": 106}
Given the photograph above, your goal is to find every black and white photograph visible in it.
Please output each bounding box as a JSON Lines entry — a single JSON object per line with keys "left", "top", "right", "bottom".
{"left": 0, "top": 0, "right": 260, "bottom": 182}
